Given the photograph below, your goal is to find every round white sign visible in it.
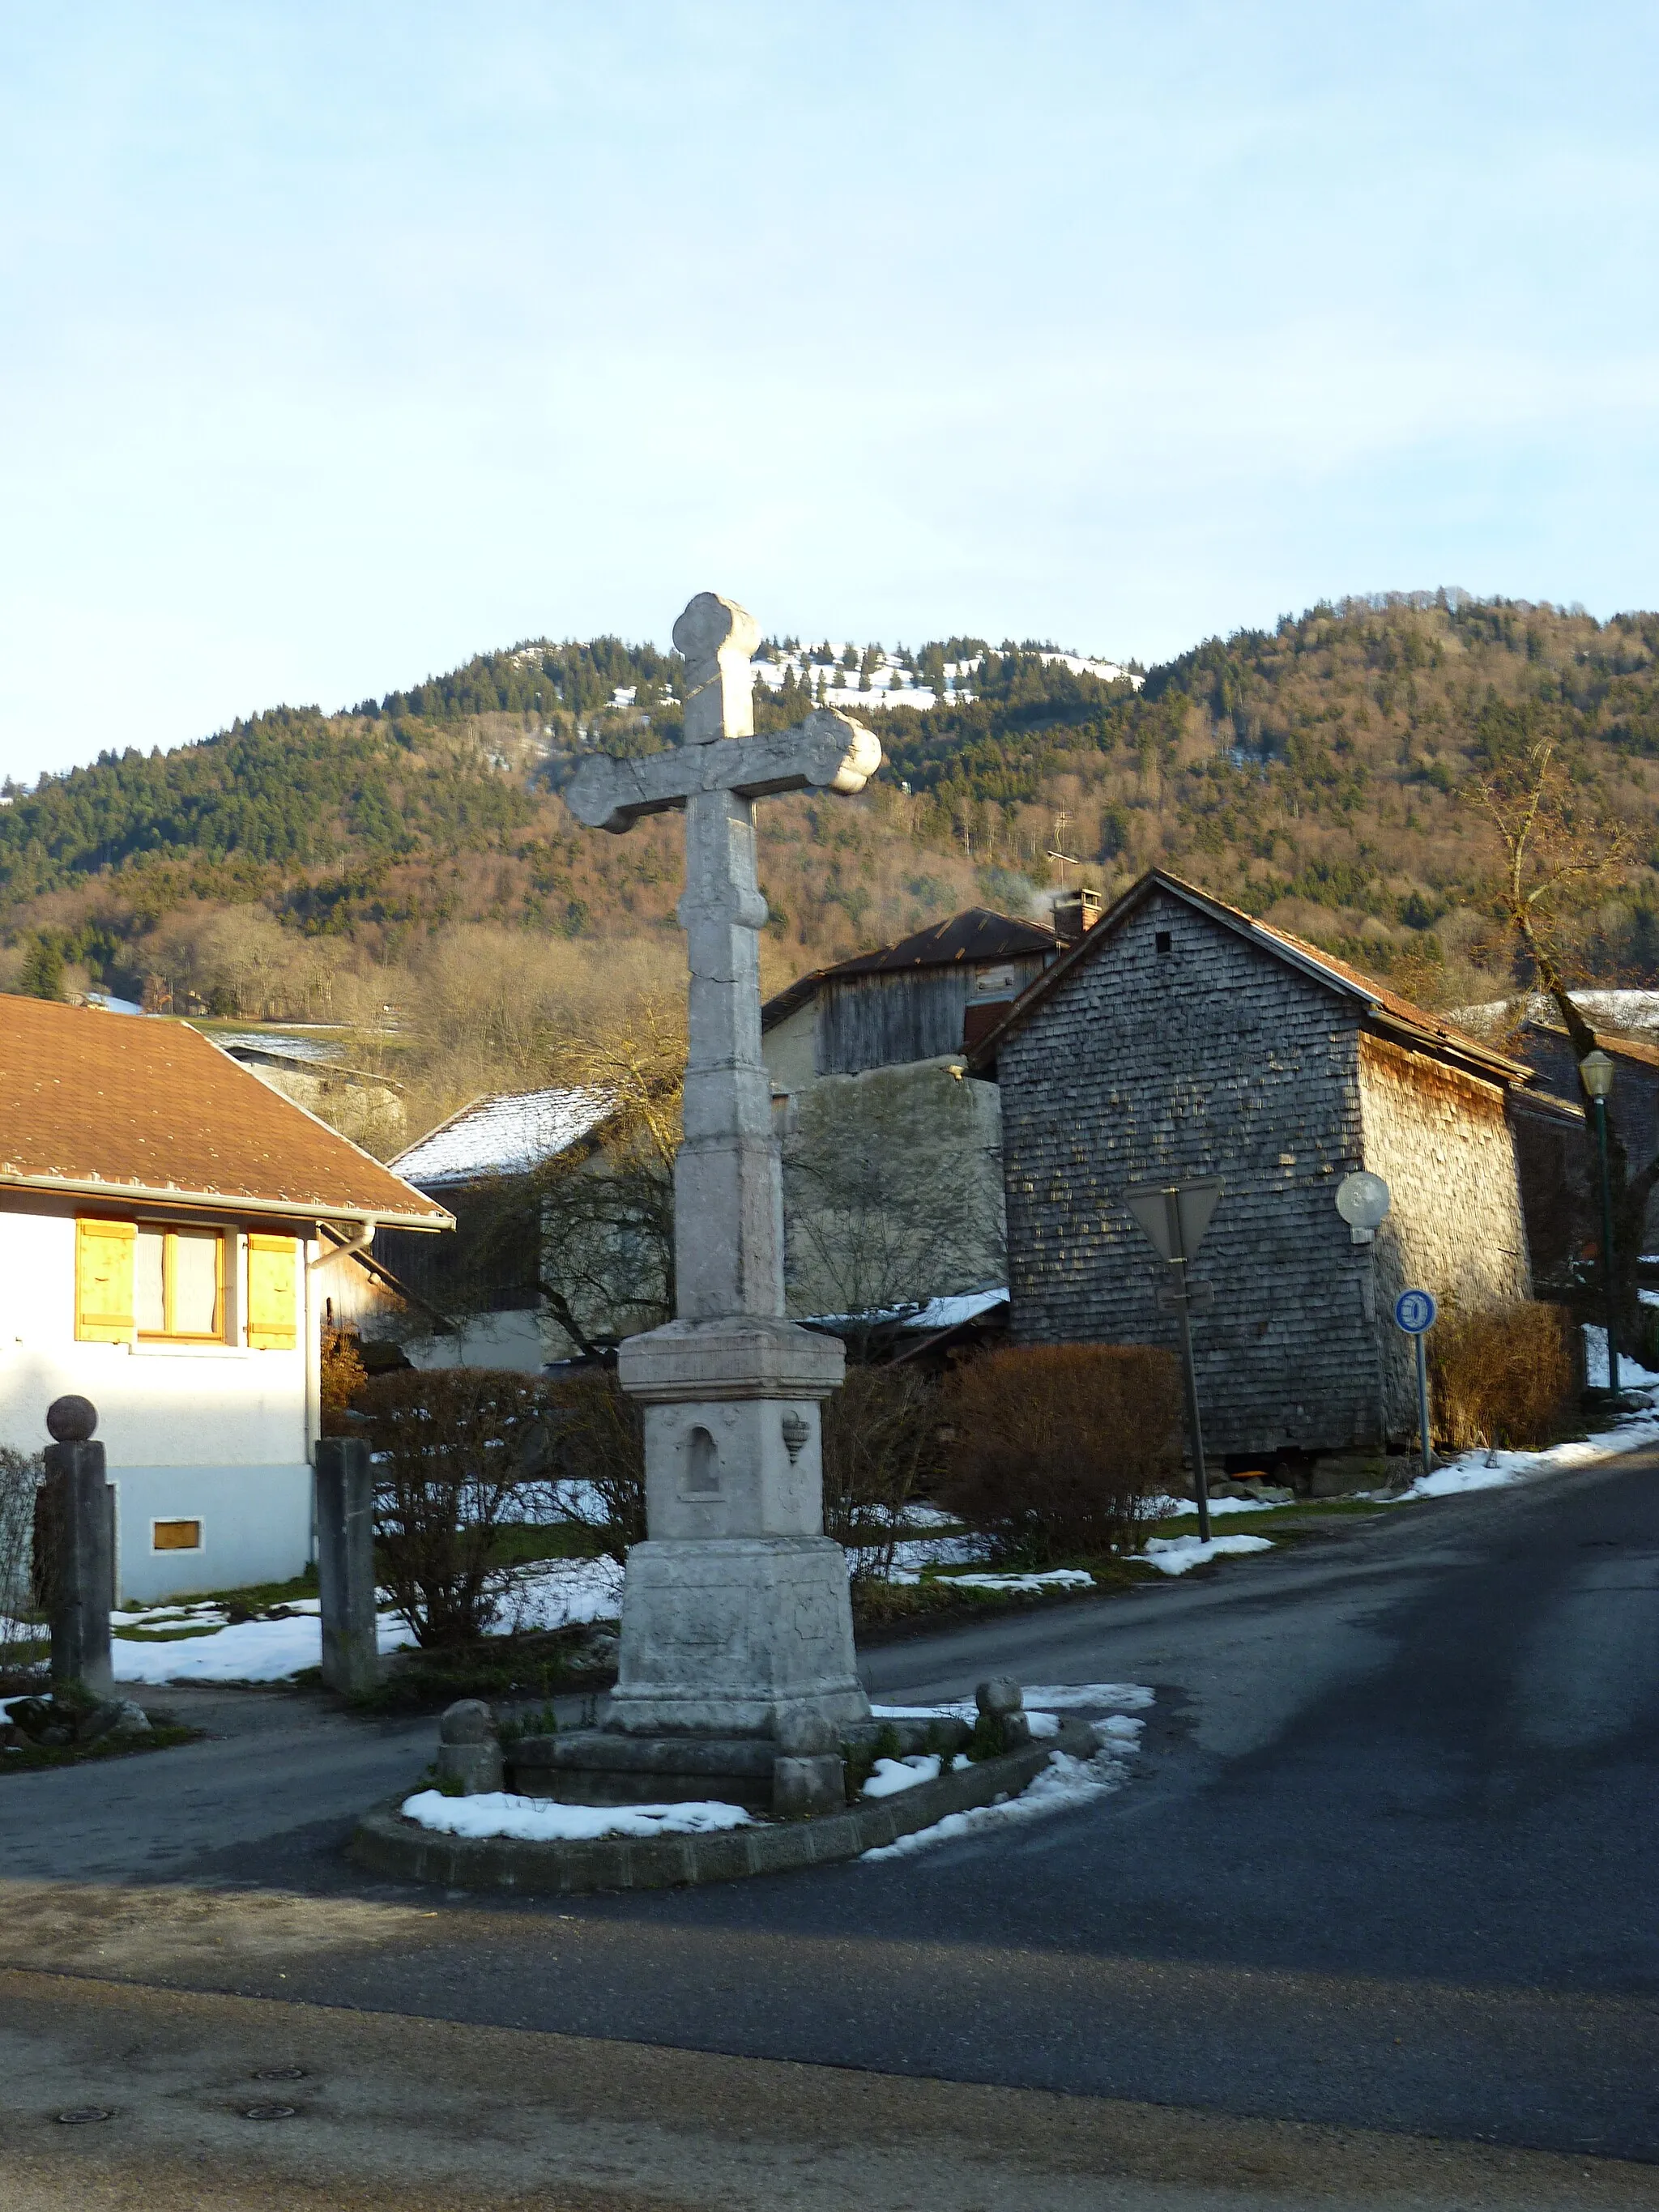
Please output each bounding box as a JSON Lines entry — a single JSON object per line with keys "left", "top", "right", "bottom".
{"left": 1336, "top": 1170, "right": 1392, "bottom": 1230}
{"left": 1394, "top": 1288, "right": 1437, "bottom": 1335}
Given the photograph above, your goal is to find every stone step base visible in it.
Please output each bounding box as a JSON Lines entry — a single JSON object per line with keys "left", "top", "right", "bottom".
{"left": 350, "top": 1741, "right": 1056, "bottom": 1897}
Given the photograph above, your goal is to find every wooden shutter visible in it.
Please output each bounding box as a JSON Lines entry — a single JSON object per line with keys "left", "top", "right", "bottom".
{"left": 75, "top": 1219, "right": 136, "bottom": 1342}
{"left": 246, "top": 1234, "right": 299, "bottom": 1350}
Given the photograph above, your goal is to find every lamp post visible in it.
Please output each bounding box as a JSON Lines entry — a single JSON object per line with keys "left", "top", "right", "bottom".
{"left": 1580, "top": 1047, "right": 1620, "bottom": 1400}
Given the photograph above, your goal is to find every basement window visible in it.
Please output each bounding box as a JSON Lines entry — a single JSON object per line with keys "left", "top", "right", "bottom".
{"left": 1154, "top": 930, "right": 1173, "bottom": 954}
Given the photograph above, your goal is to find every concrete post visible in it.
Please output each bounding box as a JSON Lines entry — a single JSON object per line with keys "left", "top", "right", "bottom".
{"left": 315, "top": 1435, "right": 378, "bottom": 1696}
{"left": 42, "top": 1396, "right": 114, "bottom": 1699}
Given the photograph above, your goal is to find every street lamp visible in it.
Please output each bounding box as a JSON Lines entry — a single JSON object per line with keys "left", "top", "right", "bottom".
{"left": 1580, "top": 1048, "right": 1620, "bottom": 1400}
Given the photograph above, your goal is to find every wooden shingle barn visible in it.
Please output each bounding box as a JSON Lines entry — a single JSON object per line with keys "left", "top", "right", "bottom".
{"left": 971, "top": 870, "right": 1558, "bottom": 1474}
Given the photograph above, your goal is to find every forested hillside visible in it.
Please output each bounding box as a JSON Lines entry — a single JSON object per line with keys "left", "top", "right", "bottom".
{"left": 4, "top": 591, "right": 1657, "bottom": 1026}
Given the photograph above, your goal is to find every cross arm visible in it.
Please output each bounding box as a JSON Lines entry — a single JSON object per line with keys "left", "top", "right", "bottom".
{"left": 563, "top": 708, "right": 883, "bottom": 834}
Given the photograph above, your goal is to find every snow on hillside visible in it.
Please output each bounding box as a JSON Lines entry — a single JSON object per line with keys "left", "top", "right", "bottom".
{"left": 753, "top": 643, "right": 1141, "bottom": 715}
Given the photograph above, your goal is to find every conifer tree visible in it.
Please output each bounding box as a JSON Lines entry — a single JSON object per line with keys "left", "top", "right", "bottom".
{"left": 19, "top": 936, "right": 64, "bottom": 999}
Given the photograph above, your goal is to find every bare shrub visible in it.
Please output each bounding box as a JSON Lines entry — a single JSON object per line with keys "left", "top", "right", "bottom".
{"left": 540, "top": 1370, "right": 646, "bottom": 1566}
{"left": 821, "top": 1365, "right": 942, "bottom": 1581}
{"left": 361, "top": 1368, "right": 550, "bottom": 1649}
{"left": 937, "top": 1344, "right": 1182, "bottom": 1564}
{"left": 1427, "top": 1302, "right": 1576, "bottom": 1451}
{"left": 0, "top": 1447, "right": 45, "bottom": 1678}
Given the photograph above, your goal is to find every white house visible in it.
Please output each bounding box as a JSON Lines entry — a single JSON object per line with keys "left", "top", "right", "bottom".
{"left": 0, "top": 996, "right": 450, "bottom": 1603}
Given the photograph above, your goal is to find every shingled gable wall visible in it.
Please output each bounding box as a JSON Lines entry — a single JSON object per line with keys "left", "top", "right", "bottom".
{"left": 997, "top": 883, "right": 1530, "bottom": 1459}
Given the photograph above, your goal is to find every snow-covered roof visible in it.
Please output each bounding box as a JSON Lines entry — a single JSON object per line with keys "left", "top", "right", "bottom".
{"left": 1453, "top": 989, "right": 1659, "bottom": 1041}
{"left": 898, "top": 1287, "right": 1009, "bottom": 1330}
{"left": 214, "top": 1030, "right": 343, "bottom": 1063}
{"left": 392, "top": 1086, "right": 613, "bottom": 1187}
{"left": 804, "top": 1287, "right": 1009, "bottom": 1332}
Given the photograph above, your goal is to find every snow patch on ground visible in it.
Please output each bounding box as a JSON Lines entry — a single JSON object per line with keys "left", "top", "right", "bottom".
{"left": 881, "top": 1563, "right": 1093, "bottom": 1592}
{"left": 863, "top": 1535, "right": 987, "bottom": 1579}
{"left": 1405, "top": 1409, "right": 1659, "bottom": 1498}
{"left": 112, "top": 1607, "right": 416, "bottom": 1684}
{"left": 1583, "top": 1325, "right": 1659, "bottom": 1392}
{"left": 1401, "top": 1331, "right": 1659, "bottom": 1501}
{"left": 1141, "top": 1533, "right": 1275, "bottom": 1575}
{"left": 499, "top": 1555, "right": 625, "bottom": 1632}
{"left": 401, "top": 1790, "right": 754, "bottom": 1842}
{"left": 862, "top": 1733, "right": 1147, "bottom": 1862}
{"left": 1145, "top": 1491, "right": 1282, "bottom": 1518}
{"left": 109, "top": 1554, "right": 625, "bottom": 1683}
{"left": 1017, "top": 1682, "right": 1156, "bottom": 1711}
{"left": 869, "top": 1701, "right": 1062, "bottom": 1738}
{"left": 862, "top": 1754, "right": 943, "bottom": 1797}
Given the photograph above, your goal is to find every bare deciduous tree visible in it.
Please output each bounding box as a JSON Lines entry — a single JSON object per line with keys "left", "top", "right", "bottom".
{"left": 1467, "top": 732, "right": 1653, "bottom": 1332}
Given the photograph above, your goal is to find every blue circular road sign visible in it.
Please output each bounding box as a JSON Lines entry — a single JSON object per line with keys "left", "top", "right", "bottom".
{"left": 1394, "top": 1288, "right": 1437, "bottom": 1335}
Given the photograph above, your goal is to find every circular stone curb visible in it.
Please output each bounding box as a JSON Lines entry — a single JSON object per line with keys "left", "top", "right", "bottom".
{"left": 348, "top": 1741, "right": 1056, "bottom": 1894}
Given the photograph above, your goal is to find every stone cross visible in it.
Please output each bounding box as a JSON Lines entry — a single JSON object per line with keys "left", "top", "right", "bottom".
{"left": 565, "top": 594, "right": 881, "bottom": 1321}
{"left": 562, "top": 593, "right": 881, "bottom": 1741}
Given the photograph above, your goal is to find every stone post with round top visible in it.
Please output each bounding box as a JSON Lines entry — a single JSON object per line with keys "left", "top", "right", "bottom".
{"left": 41, "top": 1396, "right": 114, "bottom": 1698}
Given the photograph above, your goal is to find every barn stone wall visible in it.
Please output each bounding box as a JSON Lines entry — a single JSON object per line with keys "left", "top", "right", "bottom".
{"left": 998, "top": 886, "right": 1384, "bottom": 1457}
{"left": 1356, "top": 1034, "right": 1532, "bottom": 1434}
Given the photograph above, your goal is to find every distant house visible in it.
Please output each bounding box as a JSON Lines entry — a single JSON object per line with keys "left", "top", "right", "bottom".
{"left": 365, "top": 1088, "right": 616, "bottom": 1371}
{"left": 761, "top": 903, "right": 1095, "bottom": 1322}
{"left": 216, "top": 1029, "right": 406, "bottom": 1157}
{"left": 970, "top": 870, "right": 1554, "bottom": 1471}
{"left": 0, "top": 997, "right": 449, "bottom": 1601}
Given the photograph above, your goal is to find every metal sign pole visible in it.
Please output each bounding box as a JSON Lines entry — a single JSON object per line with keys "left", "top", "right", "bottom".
{"left": 1166, "top": 1190, "right": 1212, "bottom": 1543}
{"left": 1392, "top": 1289, "right": 1437, "bottom": 1484}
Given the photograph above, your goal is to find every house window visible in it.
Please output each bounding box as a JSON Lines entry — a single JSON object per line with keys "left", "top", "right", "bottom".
{"left": 75, "top": 1218, "right": 299, "bottom": 1349}
{"left": 152, "top": 1519, "right": 203, "bottom": 1552}
{"left": 1155, "top": 930, "right": 1173, "bottom": 954}
{"left": 136, "top": 1226, "right": 226, "bottom": 1342}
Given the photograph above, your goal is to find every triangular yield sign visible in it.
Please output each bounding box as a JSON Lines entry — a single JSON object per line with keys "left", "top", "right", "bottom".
{"left": 1124, "top": 1177, "right": 1223, "bottom": 1262}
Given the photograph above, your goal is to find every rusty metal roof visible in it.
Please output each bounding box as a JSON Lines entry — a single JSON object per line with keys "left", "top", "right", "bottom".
{"left": 762, "top": 909, "right": 1056, "bottom": 1030}
{"left": 827, "top": 908, "right": 1056, "bottom": 976}
{"left": 0, "top": 996, "right": 450, "bottom": 1229}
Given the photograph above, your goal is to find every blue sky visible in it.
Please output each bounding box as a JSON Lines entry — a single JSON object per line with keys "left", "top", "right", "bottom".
{"left": 2, "top": 2, "right": 1657, "bottom": 779}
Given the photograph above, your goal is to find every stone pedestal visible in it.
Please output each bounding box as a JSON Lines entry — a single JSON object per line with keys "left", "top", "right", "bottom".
{"left": 606, "top": 1316, "right": 868, "bottom": 1739}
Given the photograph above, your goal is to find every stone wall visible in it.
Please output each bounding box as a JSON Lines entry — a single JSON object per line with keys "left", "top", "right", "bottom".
{"left": 778, "top": 1057, "right": 1005, "bottom": 1319}
{"left": 998, "top": 885, "right": 1382, "bottom": 1456}
{"left": 1356, "top": 1035, "right": 1533, "bottom": 1432}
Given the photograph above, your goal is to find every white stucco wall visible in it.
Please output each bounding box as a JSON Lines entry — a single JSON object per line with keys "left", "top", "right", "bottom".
{"left": 0, "top": 1208, "right": 318, "bottom": 1604}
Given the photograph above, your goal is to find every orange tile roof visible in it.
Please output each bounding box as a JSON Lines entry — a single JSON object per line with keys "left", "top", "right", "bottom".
{"left": 0, "top": 997, "right": 450, "bottom": 1229}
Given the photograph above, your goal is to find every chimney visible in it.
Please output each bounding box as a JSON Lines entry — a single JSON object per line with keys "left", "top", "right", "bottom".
{"left": 1052, "top": 888, "right": 1102, "bottom": 946}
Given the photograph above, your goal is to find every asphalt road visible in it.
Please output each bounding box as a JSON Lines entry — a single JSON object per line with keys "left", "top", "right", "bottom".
{"left": 2, "top": 1449, "right": 1656, "bottom": 2183}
